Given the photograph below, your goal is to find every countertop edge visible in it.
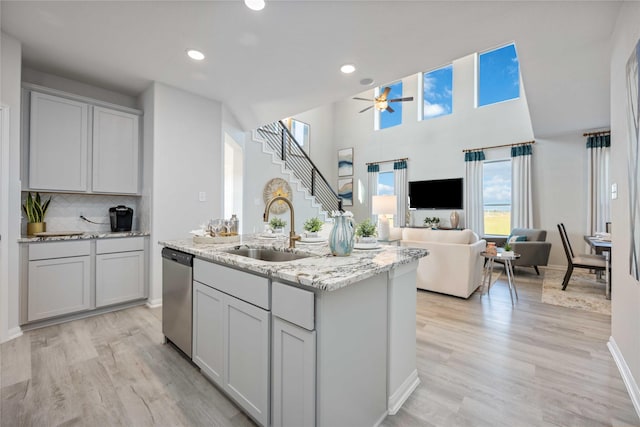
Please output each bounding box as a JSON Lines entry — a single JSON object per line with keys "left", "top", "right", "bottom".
{"left": 19, "top": 231, "right": 150, "bottom": 243}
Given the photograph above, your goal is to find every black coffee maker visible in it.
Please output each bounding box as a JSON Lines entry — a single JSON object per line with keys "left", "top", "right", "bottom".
{"left": 109, "top": 205, "right": 133, "bottom": 232}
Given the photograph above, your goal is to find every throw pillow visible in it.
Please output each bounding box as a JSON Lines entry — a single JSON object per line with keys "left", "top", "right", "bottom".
{"left": 507, "top": 234, "right": 527, "bottom": 243}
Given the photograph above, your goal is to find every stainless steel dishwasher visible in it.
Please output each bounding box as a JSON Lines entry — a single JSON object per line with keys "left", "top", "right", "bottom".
{"left": 162, "top": 247, "right": 193, "bottom": 358}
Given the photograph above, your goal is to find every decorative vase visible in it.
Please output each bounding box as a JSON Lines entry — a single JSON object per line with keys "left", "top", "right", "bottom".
{"left": 27, "top": 222, "right": 46, "bottom": 236}
{"left": 305, "top": 231, "right": 318, "bottom": 238}
{"left": 329, "top": 215, "right": 355, "bottom": 256}
{"left": 450, "top": 211, "right": 460, "bottom": 229}
{"left": 359, "top": 236, "right": 377, "bottom": 244}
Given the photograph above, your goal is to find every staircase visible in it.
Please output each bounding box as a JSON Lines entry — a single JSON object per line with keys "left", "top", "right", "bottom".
{"left": 254, "top": 121, "right": 341, "bottom": 220}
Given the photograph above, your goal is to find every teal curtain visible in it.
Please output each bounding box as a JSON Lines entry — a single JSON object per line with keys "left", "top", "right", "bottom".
{"left": 464, "top": 150, "right": 485, "bottom": 234}
{"left": 586, "top": 134, "right": 611, "bottom": 149}
{"left": 586, "top": 134, "right": 610, "bottom": 235}
{"left": 393, "top": 160, "right": 408, "bottom": 226}
{"left": 368, "top": 164, "right": 379, "bottom": 222}
{"left": 511, "top": 144, "right": 533, "bottom": 228}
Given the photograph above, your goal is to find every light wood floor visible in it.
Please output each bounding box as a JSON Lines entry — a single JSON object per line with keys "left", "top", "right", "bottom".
{"left": 2, "top": 268, "right": 638, "bottom": 427}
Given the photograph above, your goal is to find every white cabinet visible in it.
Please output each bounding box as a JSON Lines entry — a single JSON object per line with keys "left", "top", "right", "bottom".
{"left": 224, "top": 295, "right": 270, "bottom": 427}
{"left": 272, "top": 317, "right": 316, "bottom": 427}
{"left": 271, "top": 282, "right": 316, "bottom": 427}
{"left": 29, "top": 91, "right": 89, "bottom": 191}
{"left": 92, "top": 106, "right": 139, "bottom": 194}
{"left": 193, "top": 281, "right": 225, "bottom": 387}
{"left": 27, "top": 89, "right": 141, "bottom": 194}
{"left": 95, "top": 237, "right": 145, "bottom": 307}
{"left": 27, "top": 241, "right": 91, "bottom": 321}
{"left": 192, "top": 259, "right": 270, "bottom": 427}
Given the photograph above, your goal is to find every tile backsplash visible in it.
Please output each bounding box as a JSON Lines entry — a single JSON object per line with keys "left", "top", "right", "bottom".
{"left": 21, "top": 192, "right": 141, "bottom": 234}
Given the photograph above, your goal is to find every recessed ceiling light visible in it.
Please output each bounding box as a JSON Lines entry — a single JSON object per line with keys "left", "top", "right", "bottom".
{"left": 360, "top": 78, "right": 374, "bottom": 86}
{"left": 244, "top": 0, "right": 265, "bottom": 11}
{"left": 340, "top": 64, "right": 356, "bottom": 74}
{"left": 186, "top": 49, "right": 205, "bottom": 61}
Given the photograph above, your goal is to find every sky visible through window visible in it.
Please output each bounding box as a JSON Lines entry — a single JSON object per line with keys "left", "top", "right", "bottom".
{"left": 423, "top": 65, "right": 452, "bottom": 120}
{"left": 379, "top": 81, "right": 402, "bottom": 129}
{"left": 378, "top": 171, "right": 394, "bottom": 195}
{"left": 478, "top": 44, "right": 520, "bottom": 107}
{"left": 483, "top": 160, "right": 512, "bottom": 235}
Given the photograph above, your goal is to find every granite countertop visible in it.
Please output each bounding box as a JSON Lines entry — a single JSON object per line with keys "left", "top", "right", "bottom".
{"left": 160, "top": 235, "right": 428, "bottom": 292}
{"left": 19, "top": 230, "right": 149, "bottom": 243}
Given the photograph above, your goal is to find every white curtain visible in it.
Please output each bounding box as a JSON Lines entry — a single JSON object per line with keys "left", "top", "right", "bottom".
{"left": 587, "top": 134, "right": 611, "bottom": 235}
{"left": 393, "top": 160, "right": 408, "bottom": 227}
{"left": 464, "top": 151, "right": 485, "bottom": 235}
{"left": 511, "top": 144, "right": 533, "bottom": 229}
{"left": 367, "top": 164, "right": 379, "bottom": 223}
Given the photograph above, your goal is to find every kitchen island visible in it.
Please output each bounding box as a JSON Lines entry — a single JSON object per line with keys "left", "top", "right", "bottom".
{"left": 160, "top": 236, "right": 428, "bottom": 427}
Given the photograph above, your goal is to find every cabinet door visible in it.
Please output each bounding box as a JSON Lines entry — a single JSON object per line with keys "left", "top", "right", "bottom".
{"left": 193, "top": 282, "right": 225, "bottom": 387}
{"left": 28, "top": 255, "right": 91, "bottom": 321}
{"left": 29, "top": 92, "right": 89, "bottom": 191}
{"left": 224, "top": 296, "right": 270, "bottom": 427}
{"left": 272, "top": 317, "right": 316, "bottom": 427}
{"left": 95, "top": 250, "right": 144, "bottom": 307}
{"left": 92, "top": 106, "right": 139, "bottom": 194}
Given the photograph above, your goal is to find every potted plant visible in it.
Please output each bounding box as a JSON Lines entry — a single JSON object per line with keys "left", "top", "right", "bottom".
{"left": 23, "top": 192, "right": 51, "bottom": 236}
{"left": 424, "top": 216, "right": 440, "bottom": 228}
{"left": 355, "top": 218, "right": 377, "bottom": 243}
{"left": 502, "top": 242, "right": 514, "bottom": 257}
{"left": 303, "top": 217, "right": 323, "bottom": 237}
{"left": 269, "top": 217, "right": 287, "bottom": 233}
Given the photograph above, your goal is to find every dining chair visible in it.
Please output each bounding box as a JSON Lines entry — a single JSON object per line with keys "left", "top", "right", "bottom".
{"left": 557, "top": 223, "right": 607, "bottom": 290}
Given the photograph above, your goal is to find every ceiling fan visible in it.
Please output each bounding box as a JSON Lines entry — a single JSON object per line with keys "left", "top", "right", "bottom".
{"left": 353, "top": 87, "right": 414, "bottom": 113}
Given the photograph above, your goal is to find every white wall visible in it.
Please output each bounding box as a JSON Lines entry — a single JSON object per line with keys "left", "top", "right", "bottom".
{"left": 291, "top": 104, "right": 336, "bottom": 185}
{"left": 146, "top": 83, "right": 223, "bottom": 304}
{"left": 0, "top": 32, "right": 23, "bottom": 341}
{"left": 610, "top": 2, "right": 640, "bottom": 416}
{"left": 331, "top": 54, "right": 534, "bottom": 224}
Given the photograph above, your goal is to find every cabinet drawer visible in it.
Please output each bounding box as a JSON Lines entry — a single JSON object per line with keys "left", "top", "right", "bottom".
{"left": 96, "top": 237, "right": 144, "bottom": 254}
{"left": 193, "top": 258, "right": 270, "bottom": 310}
{"left": 29, "top": 240, "right": 91, "bottom": 261}
{"left": 272, "top": 281, "right": 314, "bottom": 330}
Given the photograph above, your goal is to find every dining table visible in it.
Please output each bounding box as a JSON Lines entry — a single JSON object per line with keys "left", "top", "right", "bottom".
{"left": 584, "top": 235, "right": 612, "bottom": 299}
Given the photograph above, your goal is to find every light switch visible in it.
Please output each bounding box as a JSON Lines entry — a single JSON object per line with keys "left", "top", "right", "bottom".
{"left": 611, "top": 183, "right": 618, "bottom": 200}
{"left": 199, "top": 191, "right": 206, "bottom": 202}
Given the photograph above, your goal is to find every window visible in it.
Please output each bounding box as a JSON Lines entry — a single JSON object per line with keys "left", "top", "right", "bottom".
{"left": 377, "top": 81, "right": 403, "bottom": 130}
{"left": 483, "top": 160, "right": 511, "bottom": 235}
{"left": 378, "top": 170, "right": 394, "bottom": 195}
{"left": 224, "top": 133, "right": 243, "bottom": 224}
{"left": 422, "top": 64, "right": 453, "bottom": 120}
{"left": 478, "top": 43, "right": 520, "bottom": 107}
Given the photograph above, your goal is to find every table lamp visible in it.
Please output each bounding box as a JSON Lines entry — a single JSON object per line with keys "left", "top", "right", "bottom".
{"left": 372, "top": 195, "right": 397, "bottom": 240}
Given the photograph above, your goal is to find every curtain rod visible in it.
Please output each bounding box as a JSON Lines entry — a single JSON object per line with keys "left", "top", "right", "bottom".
{"left": 583, "top": 130, "right": 610, "bottom": 137}
{"left": 462, "top": 140, "right": 535, "bottom": 153}
{"left": 366, "top": 157, "right": 408, "bottom": 166}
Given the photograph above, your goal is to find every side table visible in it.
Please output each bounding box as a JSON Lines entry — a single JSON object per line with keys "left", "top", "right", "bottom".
{"left": 481, "top": 250, "right": 521, "bottom": 306}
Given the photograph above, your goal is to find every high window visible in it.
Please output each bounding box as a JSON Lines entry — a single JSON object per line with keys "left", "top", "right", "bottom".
{"left": 421, "top": 64, "right": 453, "bottom": 120}
{"left": 376, "top": 81, "right": 403, "bottom": 130}
{"left": 483, "top": 159, "right": 511, "bottom": 235}
{"left": 478, "top": 43, "right": 520, "bottom": 107}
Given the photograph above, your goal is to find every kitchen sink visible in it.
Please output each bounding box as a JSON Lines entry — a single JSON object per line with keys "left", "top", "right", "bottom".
{"left": 225, "top": 247, "right": 313, "bottom": 262}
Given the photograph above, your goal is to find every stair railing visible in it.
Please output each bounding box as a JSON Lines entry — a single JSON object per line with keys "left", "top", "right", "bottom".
{"left": 257, "top": 121, "right": 343, "bottom": 213}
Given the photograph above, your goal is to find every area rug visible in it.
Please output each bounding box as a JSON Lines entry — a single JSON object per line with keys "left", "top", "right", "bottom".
{"left": 541, "top": 268, "right": 610, "bottom": 315}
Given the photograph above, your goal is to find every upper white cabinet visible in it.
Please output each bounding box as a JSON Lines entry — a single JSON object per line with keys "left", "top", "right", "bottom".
{"left": 29, "top": 92, "right": 89, "bottom": 191}
{"left": 27, "top": 88, "right": 141, "bottom": 194}
{"left": 92, "top": 106, "right": 139, "bottom": 194}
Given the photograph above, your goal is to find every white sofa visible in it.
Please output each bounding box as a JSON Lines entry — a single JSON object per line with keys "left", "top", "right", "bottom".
{"left": 395, "top": 228, "right": 486, "bottom": 298}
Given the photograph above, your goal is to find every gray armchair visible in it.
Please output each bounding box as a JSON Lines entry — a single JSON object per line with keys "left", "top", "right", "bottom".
{"left": 485, "top": 228, "right": 552, "bottom": 275}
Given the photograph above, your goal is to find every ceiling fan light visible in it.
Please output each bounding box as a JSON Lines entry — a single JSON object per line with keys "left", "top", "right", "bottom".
{"left": 340, "top": 64, "right": 356, "bottom": 74}
{"left": 244, "top": 0, "right": 265, "bottom": 11}
{"left": 376, "top": 100, "right": 388, "bottom": 111}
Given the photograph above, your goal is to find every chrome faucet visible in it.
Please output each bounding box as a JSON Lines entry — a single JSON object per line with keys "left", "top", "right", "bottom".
{"left": 263, "top": 196, "right": 301, "bottom": 248}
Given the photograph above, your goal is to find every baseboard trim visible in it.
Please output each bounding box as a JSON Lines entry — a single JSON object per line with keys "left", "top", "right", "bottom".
{"left": 388, "top": 369, "right": 420, "bottom": 415}
{"left": 608, "top": 336, "right": 640, "bottom": 419}
{"left": 373, "top": 409, "right": 389, "bottom": 427}
{"left": 146, "top": 298, "right": 162, "bottom": 308}
{"left": 1, "top": 326, "right": 23, "bottom": 344}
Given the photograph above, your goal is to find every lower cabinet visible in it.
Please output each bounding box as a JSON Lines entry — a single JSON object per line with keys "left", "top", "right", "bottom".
{"left": 192, "top": 273, "right": 270, "bottom": 427}
{"left": 96, "top": 250, "right": 144, "bottom": 307}
{"left": 28, "top": 255, "right": 91, "bottom": 322}
{"left": 272, "top": 316, "right": 316, "bottom": 427}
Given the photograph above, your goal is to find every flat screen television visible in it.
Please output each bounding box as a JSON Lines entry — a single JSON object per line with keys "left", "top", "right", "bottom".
{"left": 409, "top": 178, "right": 463, "bottom": 209}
